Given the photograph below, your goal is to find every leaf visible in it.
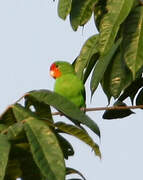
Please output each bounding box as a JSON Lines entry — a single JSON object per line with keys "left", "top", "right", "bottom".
{"left": 122, "top": 6, "right": 143, "bottom": 79}
{"left": 12, "top": 104, "right": 65, "bottom": 180}
{"left": 103, "top": 101, "right": 135, "bottom": 120}
{"left": 90, "top": 38, "right": 122, "bottom": 96}
{"left": 66, "top": 167, "right": 86, "bottom": 180}
{"left": 70, "top": 0, "right": 97, "bottom": 31}
{"left": 83, "top": 53, "right": 99, "bottom": 84}
{"left": 99, "top": 0, "right": 134, "bottom": 54}
{"left": 5, "top": 122, "right": 26, "bottom": 143}
{"left": 0, "top": 106, "right": 17, "bottom": 126}
{"left": 56, "top": 133, "right": 74, "bottom": 159}
{"left": 0, "top": 134, "right": 11, "bottom": 180}
{"left": 55, "top": 122, "right": 101, "bottom": 158}
{"left": 93, "top": 0, "right": 106, "bottom": 31}
{"left": 4, "top": 159, "right": 22, "bottom": 180}
{"left": 25, "top": 95, "right": 53, "bottom": 122}
{"left": 101, "top": 49, "right": 133, "bottom": 102}
{"left": 58, "top": 0, "right": 72, "bottom": 20}
{"left": 118, "top": 77, "right": 143, "bottom": 104}
{"left": 74, "top": 35, "right": 99, "bottom": 80}
{"left": 136, "top": 88, "right": 143, "bottom": 108}
{"left": 27, "top": 90, "right": 100, "bottom": 137}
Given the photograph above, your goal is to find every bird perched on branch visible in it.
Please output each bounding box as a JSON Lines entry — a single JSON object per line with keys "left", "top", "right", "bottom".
{"left": 50, "top": 61, "right": 86, "bottom": 109}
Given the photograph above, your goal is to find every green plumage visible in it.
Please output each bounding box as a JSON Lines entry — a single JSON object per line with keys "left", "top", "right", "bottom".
{"left": 53, "top": 61, "right": 86, "bottom": 108}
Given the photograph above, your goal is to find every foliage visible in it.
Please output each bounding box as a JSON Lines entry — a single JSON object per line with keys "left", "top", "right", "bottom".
{"left": 0, "top": 90, "right": 100, "bottom": 180}
{"left": 58, "top": 0, "right": 143, "bottom": 119}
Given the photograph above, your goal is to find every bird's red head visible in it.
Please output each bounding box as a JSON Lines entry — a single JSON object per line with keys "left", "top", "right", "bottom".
{"left": 50, "top": 63, "right": 62, "bottom": 79}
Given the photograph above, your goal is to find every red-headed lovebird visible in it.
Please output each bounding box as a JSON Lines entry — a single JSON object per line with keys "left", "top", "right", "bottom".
{"left": 50, "top": 61, "right": 86, "bottom": 109}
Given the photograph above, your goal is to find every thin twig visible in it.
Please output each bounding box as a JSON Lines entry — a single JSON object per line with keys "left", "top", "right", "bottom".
{"left": 52, "top": 105, "right": 143, "bottom": 116}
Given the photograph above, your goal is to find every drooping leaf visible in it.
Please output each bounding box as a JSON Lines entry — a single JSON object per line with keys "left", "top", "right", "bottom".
{"left": 101, "top": 49, "right": 132, "bottom": 102}
{"left": 58, "top": 0, "right": 72, "bottom": 20}
{"left": 93, "top": 0, "right": 107, "bottom": 31}
{"left": 99, "top": 0, "right": 134, "bottom": 55}
{"left": 26, "top": 90, "right": 100, "bottom": 137}
{"left": 90, "top": 38, "right": 122, "bottom": 96}
{"left": 70, "top": 0, "right": 97, "bottom": 31}
{"left": 12, "top": 104, "right": 65, "bottom": 180}
{"left": 0, "top": 134, "right": 11, "bottom": 180}
{"left": 74, "top": 35, "right": 99, "bottom": 80}
{"left": 122, "top": 6, "right": 143, "bottom": 79}
{"left": 66, "top": 167, "right": 86, "bottom": 180}
{"left": 118, "top": 77, "right": 143, "bottom": 104}
{"left": 56, "top": 133, "right": 74, "bottom": 159}
{"left": 83, "top": 53, "right": 99, "bottom": 84}
{"left": 103, "top": 101, "right": 135, "bottom": 120}
{"left": 55, "top": 122, "right": 101, "bottom": 158}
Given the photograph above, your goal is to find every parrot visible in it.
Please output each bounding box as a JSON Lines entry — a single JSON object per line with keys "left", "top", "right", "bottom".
{"left": 50, "top": 61, "right": 86, "bottom": 109}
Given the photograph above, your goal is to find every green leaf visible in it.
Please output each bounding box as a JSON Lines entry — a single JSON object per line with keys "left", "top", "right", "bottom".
{"left": 55, "top": 122, "right": 101, "bottom": 158}
{"left": 101, "top": 49, "right": 133, "bottom": 102}
{"left": 90, "top": 38, "right": 122, "bottom": 95}
{"left": 70, "top": 0, "right": 97, "bottom": 31}
{"left": 12, "top": 104, "right": 65, "bottom": 180}
{"left": 99, "top": 0, "right": 134, "bottom": 54}
{"left": 122, "top": 6, "right": 143, "bottom": 79}
{"left": 25, "top": 95, "right": 53, "bottom": 122}
{"left": 118, "top": 77, "right": 143, "bottom": 104}
{"left": 8, "top": 144, "right": 42, "bottom": 180}
{"left": 27, "top": 90, "right": 100, "bottom": 137}
{"left": 56, "top": 133, "right": 74, "bottom": 159}
{"left": 83, "top": 53, "right": 99, "bottom": 84}
{"left": 103, "top": 101, "right": 134, "bottom": 120}
{"left": 0, "top": 134, "right": 11, "bottom": 180}
{"left": 93, "top": 0, "right": 106, "bottom": 31}
{"left": 66, "top": 167, "right": 86, "bottom": 180}
{"left": 5, "top": 122, "right": 25, "bottom": 143}
{"left": 0, "top": 107, "right": 17, "bottom": 126}
{"left": 74, "top": 35, "right": 99, "bottom": 80}
{"left": 58, "top": 0, "right": 72, "bottom": 20}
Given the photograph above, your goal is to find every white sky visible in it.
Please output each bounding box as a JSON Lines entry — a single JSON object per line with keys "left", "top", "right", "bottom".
{"left": 0, "top": 1, "right": 143, "bottom": 180}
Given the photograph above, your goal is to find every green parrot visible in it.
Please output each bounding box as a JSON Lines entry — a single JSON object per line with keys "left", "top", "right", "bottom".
{"left": 50, "top": 61, "right": 86, "bottom": 109}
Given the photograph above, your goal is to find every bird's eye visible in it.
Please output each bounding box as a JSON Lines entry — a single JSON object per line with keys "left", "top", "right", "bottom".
{"left": 55, "top": 64, "right": 58, "bottom": 68}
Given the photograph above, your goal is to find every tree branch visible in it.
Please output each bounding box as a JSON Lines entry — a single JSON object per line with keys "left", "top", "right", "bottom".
{"left": 52, "top": 105, "right": 143, "bottom": 116}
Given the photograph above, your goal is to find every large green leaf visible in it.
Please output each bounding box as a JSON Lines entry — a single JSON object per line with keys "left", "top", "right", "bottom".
{"left": 26, "top": 90, "right": 100, "bottom": 137}
{"left": 122, "top": 6, "right": 143, "bottom": 79}
{"left": 12, "top": 104, "right": 65, "bottom": 180}
{"left": 0, "top": 134, "right": 11, "bottom": 180}
{"left": 99, "top": 0, "right": 134, "bottom": 55}
{"left": 55, "top": 122, "right": 101, "bottom": 158}
{"left": 74, "top": 35, "right": 99, "bottom": 80}
{"left": 70, "top": 0, "right": 97, "bottom": 31}
{"left": 58, "top": 0, "right": 72, "bottom": 20}
{"left": 101, "top": 50, "right": 132, "bottom": 102}
{"left": 90, "top": 38, "right": 122, "bottom": 96}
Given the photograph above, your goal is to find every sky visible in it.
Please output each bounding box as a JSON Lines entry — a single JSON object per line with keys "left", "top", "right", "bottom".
{"left": 0, "top": 1, "right": 143, "bottom": 180}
